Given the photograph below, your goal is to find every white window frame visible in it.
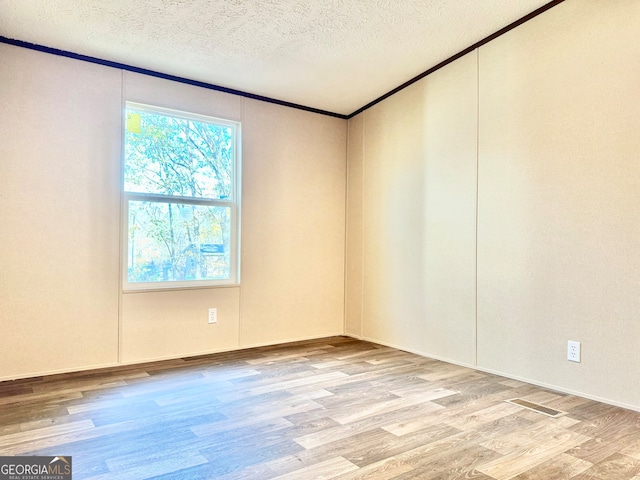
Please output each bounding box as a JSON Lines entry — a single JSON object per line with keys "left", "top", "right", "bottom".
{"left": 122, "top": 102, "right": 241, "bottom": 291}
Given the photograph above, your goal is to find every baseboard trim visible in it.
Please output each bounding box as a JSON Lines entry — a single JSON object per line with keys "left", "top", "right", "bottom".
{"left": 237, "top": 332, "right": 346, "bottom": 351}
{"left": 5, "top": 333, "right": 637, "bottom": 414}
{"left": 346, "top": 334, "right": 640, "bottom": 414}
{"left": 0, "top": 332, "right": 346, "bottom": 383}
{"left": 348, "top": 334, "right": 477, "bottom": 370}
{"left": 474, "top": 365, "right": 640, "bottom": 414}
{"left": 0, "top": 361, "right": 121, "bottom": 383}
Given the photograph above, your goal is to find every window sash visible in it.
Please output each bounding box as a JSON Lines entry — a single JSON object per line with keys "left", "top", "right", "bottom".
{"left": 122, "top": 103, "right": 240, "bottom": 291}
{"left": 122, "top": 198, "right": 239, "bottom": 290}
{"left": 125, "top": 192, "right": 234, "bottom": 207}
{"left": 124, "top": 102, "right": 238, "bottom": 202}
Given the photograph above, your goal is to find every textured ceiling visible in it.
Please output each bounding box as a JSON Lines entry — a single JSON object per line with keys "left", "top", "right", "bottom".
{"left": 0, "top": 0, "right": 554, "bottom": 116}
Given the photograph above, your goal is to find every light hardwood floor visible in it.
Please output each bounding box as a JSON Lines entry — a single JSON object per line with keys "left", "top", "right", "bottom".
{"left": 1, "top": 337, "right": 640, "bottom": 479}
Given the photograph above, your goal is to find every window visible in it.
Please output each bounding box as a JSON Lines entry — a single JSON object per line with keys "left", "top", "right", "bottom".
{"left": 123, "top": 102, "right": 240, "bottom": 290}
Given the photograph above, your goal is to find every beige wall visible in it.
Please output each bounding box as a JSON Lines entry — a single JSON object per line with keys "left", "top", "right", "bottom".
{"left": 346, "top": 0, "right": 640, "bottom": 409}
{"left": 119, "top": 72, "right": 245, "bottom": 364}
{"left": 240, "top": 99, "right": 346, "bottom": 347}
{"left": 345, "top": 115, "right": 364, "bottom": 337}
{"left": 477, "top": 0, "right": 640, "bottom": 408}
{"left": 347, "top": 52, "right": 478, "bottom": 363}
{"left": 0, "top": 45, "right": 347, "bottom": 379}
{"left": 0, "top": 47, "right": 121, "bottom": 377}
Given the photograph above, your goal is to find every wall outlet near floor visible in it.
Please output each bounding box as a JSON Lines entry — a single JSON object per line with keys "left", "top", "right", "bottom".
{"left": 208, "top": 308, "right": 217, "bottom": 324}
{"left": 567, "top": 340, "right": 581, "bottom": 362}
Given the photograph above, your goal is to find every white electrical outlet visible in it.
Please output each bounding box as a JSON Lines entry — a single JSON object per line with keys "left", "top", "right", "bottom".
{"left": 567, "top": 340, "right": 581, "bottom": 362}
{"left": 208, "top": 308, "right": 217, "bottom": 324}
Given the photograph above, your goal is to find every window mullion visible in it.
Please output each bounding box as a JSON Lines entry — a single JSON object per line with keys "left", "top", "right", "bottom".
{"left": 125, "top": 192, "right": 232, "bottom": 208}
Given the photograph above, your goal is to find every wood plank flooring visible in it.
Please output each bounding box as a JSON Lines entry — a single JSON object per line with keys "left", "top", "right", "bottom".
{"left": 1, "top": 336, "right": 640, "bottom": 479}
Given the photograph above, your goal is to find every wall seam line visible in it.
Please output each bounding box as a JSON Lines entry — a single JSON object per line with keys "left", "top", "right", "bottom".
{"left": 474, "top": 48, "right": 480, "bottom": 367}
{"left": 238, "top": 96, "right": 245, "bottom": 349}
{"left": 360, "top": 113, "right": 366, "bottom": 339}
{"left": 343, "top": 119, "right": 350, "bottom": 336}
{"left": 118, "top": 69, "right": 125, "bottom": 364}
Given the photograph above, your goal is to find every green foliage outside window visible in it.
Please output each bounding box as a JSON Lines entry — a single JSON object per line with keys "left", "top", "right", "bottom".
{"left": 124, "top": 106, "right": 238, "bottom": 286}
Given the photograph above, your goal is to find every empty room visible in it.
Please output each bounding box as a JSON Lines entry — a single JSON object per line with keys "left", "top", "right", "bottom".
{"left": 1, "top": 0, "right": 639, "bottom": 478}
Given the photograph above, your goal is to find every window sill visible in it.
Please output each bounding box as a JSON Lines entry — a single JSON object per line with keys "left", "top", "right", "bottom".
{"left": 122, "top": 283, "right": 240, "bottom": 294}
